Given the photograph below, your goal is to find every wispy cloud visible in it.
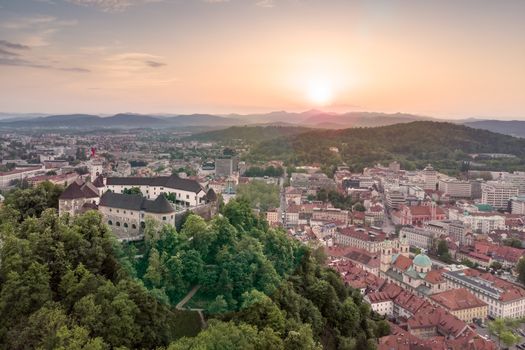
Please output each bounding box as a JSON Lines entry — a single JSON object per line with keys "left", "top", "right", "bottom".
{"left": 145, "top": 60, "right": 166, "bottom": 68}
{"left": 1, "top": 15, "right": 77, "bottom": 47}
{"left": 65, "top": 0, "right": 164, "bottom": 12}
{"left": 256, "top": 0, "right": 275, "bottom": 8}
{"left": 0, "top": 38, "right": 89, "bottom": 73}
{"left": 106, "top": 52, "right": 167, "bottom": 71}
{"left": 0, "top": 40, "right": 30, "bottom": 50}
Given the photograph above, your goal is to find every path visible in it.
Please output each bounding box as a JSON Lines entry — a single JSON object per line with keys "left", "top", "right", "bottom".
{"left": 176, "top": 285, "right": 207, "bottom": 328}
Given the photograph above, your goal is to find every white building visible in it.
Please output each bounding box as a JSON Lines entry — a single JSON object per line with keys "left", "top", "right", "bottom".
{"left": 0, "top": 166, "right": 44, "bottom": 188}
{"left": 443, "top": 268, "right": 525, "bottom": 319}
{"left": 438, "top": 179, "right": 472, "bottom": 198}
{"left": 481, "top": 181, "right": 519, "bottom": 209}
{"left": 106, "top": 174, "right": 206, "bottom": 207}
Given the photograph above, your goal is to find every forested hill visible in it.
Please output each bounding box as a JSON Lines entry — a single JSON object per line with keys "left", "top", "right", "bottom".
{"left": 0, "top": 182, "right": 387, "bottom": 349}
{"left": 246, "top": 121, "right": 525, "bottom": 173}
{"left": 186, "top": 125, "right": 311, "bottom": 144}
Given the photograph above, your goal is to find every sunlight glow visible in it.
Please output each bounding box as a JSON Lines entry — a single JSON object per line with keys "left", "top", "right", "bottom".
{"left": 308, "top": 79, "right": 334, "bottom": 106}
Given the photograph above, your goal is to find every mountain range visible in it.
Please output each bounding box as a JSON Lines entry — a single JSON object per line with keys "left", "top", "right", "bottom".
{"left": 0, "top": 110, "right": 524, "bottom": 137}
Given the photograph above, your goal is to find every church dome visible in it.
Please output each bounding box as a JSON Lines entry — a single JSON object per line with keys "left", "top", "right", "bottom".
{"left": 413, "top": 254, "right": 432, "bottom": 268}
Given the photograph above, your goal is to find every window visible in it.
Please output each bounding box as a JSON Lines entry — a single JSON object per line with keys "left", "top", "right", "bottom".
{"left": 123, "top": 211, "right": 126, "bottom": 214}
{"left": 117, "top": 210, "right": 120, "bottom": 213}
{"left": 109, "top": 208, "right": 112, "bottom": 212}
{"left": 140, "top": 221, "right": 146, "bottom": 229}
{"left": 163, "top": 216, "right": 166, "bottom": 221}
{"left": 186, "top": 194, "right": 189, "bottom": 199}
{"left": 116, "top": 221, "right": 121, "bottom": 227}
{"left": 108, "top": 220, "right": 113, "bottom": 225}
{"left": 132, "top": 224, "right": 136, "bottom": 229}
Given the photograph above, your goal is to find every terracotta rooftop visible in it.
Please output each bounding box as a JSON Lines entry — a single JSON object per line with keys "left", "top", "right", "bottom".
{"left": 430, "top": 288, "right": 486, "bottom": 311}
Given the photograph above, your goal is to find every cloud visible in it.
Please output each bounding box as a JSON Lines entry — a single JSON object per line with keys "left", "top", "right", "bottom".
{"left": 0, "top": 40, "right": 30, "bottom": 50}
{"left": 65, "top": 0, "right": 164, "bottom": 12}
{"left": 1, "top": 15, "right": 57, "bottom": 30}
{"left": 256, "top": 0, "right": 275, "bottom": 8}
{"left": 106, "top": 52, "right": 167, "bottom": 70}
{"left": 0, "top": 38, "right": 89, "bottom": 73}
{"left": 0, "top": 48, "right": 21, "bottom": 57}
{"left": 2, "top": 15, "right": 77, "bottom": 47}
{"left": 145, "top": 60, "right": 166, "bottom": 68}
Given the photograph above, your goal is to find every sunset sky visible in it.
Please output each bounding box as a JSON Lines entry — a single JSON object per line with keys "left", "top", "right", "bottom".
{"left": 0, "top": 0, "right": 524, "bottom": 118}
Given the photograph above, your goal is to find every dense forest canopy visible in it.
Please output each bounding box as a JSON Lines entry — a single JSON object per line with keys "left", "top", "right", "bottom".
{"left": 190, "top": 121, "right": 525, "bottom": 174}
{"left": 0, "top": 182, "right": 388, "bottom": 349}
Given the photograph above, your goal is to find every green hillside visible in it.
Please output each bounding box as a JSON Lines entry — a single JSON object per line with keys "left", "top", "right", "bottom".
{"left": 187, "top": 125, "right": 311, "bottom": 144}
{"left": 247, "top": 121, "right": 525, "bottom": 173}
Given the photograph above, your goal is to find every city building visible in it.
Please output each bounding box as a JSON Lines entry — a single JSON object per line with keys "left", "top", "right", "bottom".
{"left": 481, "top": 181, "right": 519, "bottom": 209}
{"left": 0, "top": 166, "right": 44, "bottom": 188}
{"left": 443, "top": 268, "right": 525, "bottom": 319}
{"left": 430, "top": 288, "right": 488, "bottom": 322}
{"left": 438, "top": 178, "right": 472, "bottom": 198}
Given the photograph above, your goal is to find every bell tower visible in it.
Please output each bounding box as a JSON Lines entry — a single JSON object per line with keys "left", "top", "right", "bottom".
{"left": 380, "top": 240, "right": 393, "bottom": 273}
{"left": 399, "top": 232, "right": 410, "bottom": 258}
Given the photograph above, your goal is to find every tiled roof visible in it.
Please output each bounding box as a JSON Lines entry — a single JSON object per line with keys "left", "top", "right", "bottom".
{"left": 99, "top": 192, "right": 175, "bottom": 214}
{"left": 106, "top": 174, "right": 203, "bottom": 193}
{"left": 59, "top": 179, "right": 99, "bottom": 200}
{"left": 430, "top": 288, "right": 486, "bottom": 311}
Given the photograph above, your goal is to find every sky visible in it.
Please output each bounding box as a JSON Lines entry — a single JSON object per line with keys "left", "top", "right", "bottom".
{"left": 0, "top": 0, "right": 524, "bottom": 118}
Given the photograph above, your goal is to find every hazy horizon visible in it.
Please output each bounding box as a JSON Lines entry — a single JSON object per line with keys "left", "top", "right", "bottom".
{"left": 1, "top": 0, "right": 524, "bottom": 118}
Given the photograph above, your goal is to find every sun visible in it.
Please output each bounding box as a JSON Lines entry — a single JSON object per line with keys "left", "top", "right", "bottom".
{"left": 307, "top": 79, "right": 333, "bottom": 106}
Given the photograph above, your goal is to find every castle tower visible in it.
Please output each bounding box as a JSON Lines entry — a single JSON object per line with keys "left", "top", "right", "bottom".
{"left": 380, "top": 240, "right": 393, "bottom": 273}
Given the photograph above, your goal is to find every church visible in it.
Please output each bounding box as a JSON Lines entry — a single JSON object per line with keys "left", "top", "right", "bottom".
{"left": 379, "top": 234, "right": 447, "bottom": 297}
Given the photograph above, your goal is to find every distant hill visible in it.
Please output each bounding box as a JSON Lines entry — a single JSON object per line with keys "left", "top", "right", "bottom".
{"left": 186, "top": 125, "right": 311, "bottom": 143}
{"left": 0, "top": 113, "right": 240, "bottom": 129}
{"left": 464, "top": 120, "right": 525, "bottom": 138}
{"left": 247, "top": 121, "right": 525, "bottom": 173}
{"left": 226, "top": 110, "right": 432, "bottom": 128}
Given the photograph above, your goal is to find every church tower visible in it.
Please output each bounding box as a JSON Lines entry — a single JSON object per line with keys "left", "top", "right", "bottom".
{"left": 399, "top": 232, "right": 410, "bottom": 258}
{"left": 380, "top": 240, "right": 393, "bottom": 273}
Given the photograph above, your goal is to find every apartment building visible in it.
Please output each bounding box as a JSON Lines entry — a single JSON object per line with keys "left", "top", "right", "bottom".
{"left": 481, "top": 181, "right": 519, "bottom": 209}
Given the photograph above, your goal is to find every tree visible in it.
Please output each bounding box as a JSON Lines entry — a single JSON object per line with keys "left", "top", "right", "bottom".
{"left": 4, "top": 181, "right": 63, "bottom": 220}
{"left": 144, "top": 248, "right": 163, "bottom": 288}
{"left": 208, "top": 295, "right": 228, "bottom": 314}
{"left": 167, "top": 320, "right": 284, "bottom": 350}
{"left": 436, "top": 240, "right": 452, "bottom": 263}
{"left": 122, "top": 187, "right": 142, "bottom": 196}
{"left": 517, "top": 257, "right": 525, "bottom": 285}
{"left": 236, "top": 180, "right": 280, "bottom": 212}
{"left": 503, "top": 237, "right": 523, "bottom": 248}
{"left": 490, "top": 261, "right": 503, "bottom": 270}
{"left": 283, "top": 324, "right": 322, "bottom": 350}
{"left": 500, "top": 330, "right": 519, "bottom": 347}
{"left": 353, "top": 202, "right": 365, "bottom": 212}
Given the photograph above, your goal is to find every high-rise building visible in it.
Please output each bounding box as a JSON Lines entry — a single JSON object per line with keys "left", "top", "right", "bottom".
{"left": 422, "top": 164, "right": 437, "bottom": 190}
